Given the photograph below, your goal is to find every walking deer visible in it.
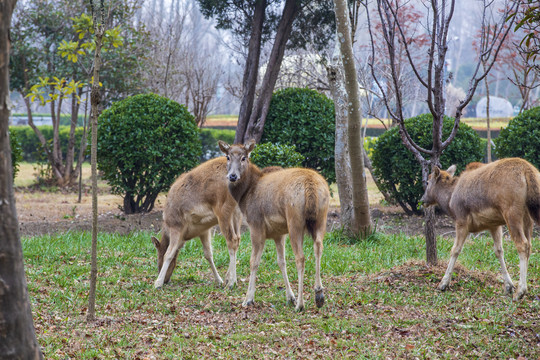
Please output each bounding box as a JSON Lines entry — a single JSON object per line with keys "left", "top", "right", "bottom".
{"left": 218, "top": 140, "right": 330, "bottom": 311}
{"left": 421, "top": 158, "right": 540, "bottom": 299}
{"left": 152, "top": 157, "right": 243, "bottom": 289}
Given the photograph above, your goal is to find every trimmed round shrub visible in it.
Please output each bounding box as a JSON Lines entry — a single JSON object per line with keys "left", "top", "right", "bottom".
{"left": 250, "top": 142, "right": 305, "bottom": 169}
{"left": 9, "top": 128, "right": 23, "bottom": 180}
{"left": 494, "top": 106, "right": 540, "bottom": 169}
{"left": 261, "top": 87, "right": 335, "bottom": 183}
{"left": 371, "top": 114, "right": 484, "bottom": 215}
{"left": 97, "top": 93, "right": 201, "bottom": 214}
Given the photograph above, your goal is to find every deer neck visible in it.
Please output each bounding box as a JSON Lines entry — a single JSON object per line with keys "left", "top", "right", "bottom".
{"left": 436, "top": 181, "right": 457, "bottom": 219}
{"left": 228, "top": 164, "right": 262, "bottom": 211}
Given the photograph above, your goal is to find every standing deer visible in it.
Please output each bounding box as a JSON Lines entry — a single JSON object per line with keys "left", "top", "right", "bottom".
{"left": 421, "top": 158, "right": 540, "bottom": 299}
{"left": 152, "top": 157, "right": 243, "bottom": 289}
{"left": 218, "top": 140, "right": 330, "bottom": 311}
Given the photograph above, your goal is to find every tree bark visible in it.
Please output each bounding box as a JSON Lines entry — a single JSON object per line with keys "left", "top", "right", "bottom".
{"left": 333, "top": 0, "right": 372, "bottom": 235}
{"left": 244, "top": 0, "right": 300, "bottom": 142}
{"left": 234, "top": 0, "right": 266, "bottom": 144}
{"left": 0, "top": 0, "right": 43, "bottom": 357}
{"left": 327, "top": 63, "right": 354, "bottom": 228}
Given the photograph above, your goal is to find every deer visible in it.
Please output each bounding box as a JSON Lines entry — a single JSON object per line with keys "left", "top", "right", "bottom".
{"left": 421, "top": 158, "right": 540, "bottom": 300}
{"left": 218, "top": 140, "right": 330, "bottom": 311}
{"left": 152, "top": 157, "right": 243, "bottom": 289}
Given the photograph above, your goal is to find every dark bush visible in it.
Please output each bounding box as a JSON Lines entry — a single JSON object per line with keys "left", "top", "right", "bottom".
{"left": 371, "top": 114, "right": 484, "bottom": 215}
{"left": 97, "top": 93, "right": 201, "bottom": 214}
{"left": 250, "top": 142, "right": 305, "bottom": 169}
{"left": 261, "top": 87, "right": 335, "bottom": 183}
{"left": 9, "top": 128, "right": 23, "bottom": 180}
{"left": 494, "top": 106, "right": 540, "bottom": 169}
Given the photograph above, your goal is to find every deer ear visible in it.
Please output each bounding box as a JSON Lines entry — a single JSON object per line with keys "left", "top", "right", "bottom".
{"left": 151, "top": 236, "right": 160, "bottom": 250}
{"left": 433, "top": 166, "right": 441, "bottom": 180}
{"left": 218, "top": 140, "right": 230, "bottom": 155}
{"left": 245, "top": 139, "right": 256, "bottom": 155}
{"left": 446, "top": 165, "right": 457, "bottom": 177}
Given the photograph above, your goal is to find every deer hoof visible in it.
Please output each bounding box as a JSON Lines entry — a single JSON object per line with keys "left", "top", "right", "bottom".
{"left": 315, "top": 289, "right": 325, "bottom": 308}
{"left": 295, "top": 303, "right": 305, "bottom": 312}
{"left": 287, "top": 296, "right": 296, "bottom": 307}
{"left": 242, "top": 299, "right": 255, "bottom": 307}
{"left": 514, "top": 288, "right": 527, "bottom": 301}
{"left": 437, "top": 282, "right": 449, "bottom": 292}
{"left": 504, "top": 283, "right": 515, "bottom": 295}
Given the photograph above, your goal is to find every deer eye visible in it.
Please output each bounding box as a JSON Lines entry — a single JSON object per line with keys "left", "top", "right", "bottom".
{"left": 241, "top": 156, "right": 246, "bottom": 162}
{"left": 226, "top": 156, "right": 230, "bottom": 161}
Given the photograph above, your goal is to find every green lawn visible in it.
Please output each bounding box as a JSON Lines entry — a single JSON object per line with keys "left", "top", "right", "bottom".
{"left": 23, "top": 230, "right": 539, "bottom": 359}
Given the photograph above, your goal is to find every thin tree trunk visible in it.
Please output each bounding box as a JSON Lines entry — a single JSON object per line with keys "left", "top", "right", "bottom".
{"left": 334, "top": 0, "right": 372, "bottom": 235}
{"left": 244, "top": 0, "right": 300, "bottom": 142}
{"left": 87, "top": 0, "right": 105, "bottom": 323}
{"left": 0, "top": 0, "right": 43, "bottom": 357}
{"left": 485, "top": 77, "right": 491, "bottom": 163}
{"left": 234, "top": 0, "right": 266, "bottom": 144}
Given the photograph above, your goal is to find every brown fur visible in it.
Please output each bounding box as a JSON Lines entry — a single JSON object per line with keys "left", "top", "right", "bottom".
{"left": 152, "top": 157, "right": 242, "bottom": 289}
{"left": 422, "top": 158, "right": 539, "bottom": 299}
{"left": 219, "top": 140, "right": 330, "bottom": 311}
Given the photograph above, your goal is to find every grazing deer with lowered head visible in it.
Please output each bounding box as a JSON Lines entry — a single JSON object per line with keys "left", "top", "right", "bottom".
{"left": 219, "top": 140, "right": 330, "bottom": 311}
{"left": 421, "top": 158, "right": 540, "bottom": 299}
{"left": 152, "top": 157, "right": 243, "bottom": 289}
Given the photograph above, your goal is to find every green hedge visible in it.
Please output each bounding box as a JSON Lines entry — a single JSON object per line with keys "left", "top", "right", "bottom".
{"left": 371, "top": 114, "right": 485, "bottom": 214}
{"left": 261, "top": 88, "right": 336, "bottom": 183}
{"left": 494, "top": 106, "right": 540, "bottom": 169}
{"left": 9, "top": 125, "right": 86, "bottom": 162}
{"left": 250, "top": 142, "right": 305, "bottom": 168}
{"left": 200, "top": 128, "right": 235, "bottom": 161}
{"left": 9, "top": 128, "right": 23, "bottom": 179}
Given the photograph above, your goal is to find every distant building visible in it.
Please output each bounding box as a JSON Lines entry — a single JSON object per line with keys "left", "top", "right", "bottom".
{"left": 476, "top": 96, "right": 513, "bottom": 118}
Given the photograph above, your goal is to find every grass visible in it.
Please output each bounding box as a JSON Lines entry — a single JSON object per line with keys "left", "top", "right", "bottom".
{"left": 23, "top": 230, "right": 539, "bottom": 359}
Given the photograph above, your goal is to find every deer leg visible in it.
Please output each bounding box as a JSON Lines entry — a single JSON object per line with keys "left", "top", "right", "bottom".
{"left": 200, "top": 229, "right": 223, "bottom": 286}
{"left": 507, "top": 215, "right": 531, "bottom": 300}
{"left": 274, "top": 235, "right": 296, "bottom": 306}
{"left": 155, "top": 227, "right": 186, "bottom": 289}
{"left": 288, "top": 225, "right": 306, "bottom": 312}
{"left": 438, "top": 224, "right": 469, "bottom": 292}
{"left": 243, "top": 229, "right": 266, "bottom": 307}
{"left": 489, "top": 226, "right": 514, "bottom": 294}
{"left": 313, "top": 225, "right": 325, "bottom": 308}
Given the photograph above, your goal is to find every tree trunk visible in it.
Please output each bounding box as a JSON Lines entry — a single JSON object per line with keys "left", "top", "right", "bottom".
{"left": 483, "top": 63, "right": 491, "bottom": 163}
{"left": 234, "top": 0, "right": 266, "bottom": 144}
{"left": 333, "top": 0, "right": 372, "bottom": 235}
{"left": 0, "top": 0, "right": 43, "bottom": 357}
{"left": 327, "top": 63, "right": 354, "bottom": 228}
{"left": 244, "top": 0, "right": 300, "bottom": 142}
{"left": 421, "top": 161, "right": 438, "bottom": 265}
{"left": 87, "top": 1, "right": 105, "bottom": 323}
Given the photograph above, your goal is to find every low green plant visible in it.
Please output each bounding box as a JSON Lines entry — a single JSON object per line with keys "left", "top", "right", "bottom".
{"left": 494, "top": 106, "right": 540, "bottom": 169}
{"left": 97, "top": 93, "right": 201, "bottom": 214}
{"left": 262, "top": 87, "right": 335, "bottom": 183}
{"left": 371, "top": 114, "right": 484, "bottom": 214}
{"left": 250, "top": 142, "right": 305, "bottom": 168}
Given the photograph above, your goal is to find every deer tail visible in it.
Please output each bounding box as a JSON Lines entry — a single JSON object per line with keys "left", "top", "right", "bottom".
{"left": 305, "top": 181, "right": 319, "bottom": 239}
{"left": 525, "top": 168, "right": 540, "bottom": 225}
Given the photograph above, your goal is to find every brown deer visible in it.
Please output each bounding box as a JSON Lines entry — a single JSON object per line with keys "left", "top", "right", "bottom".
{"left": 218, "top": 140, "right": 330, "bottom": 311}
{"left": 421, "top": 158, "right": 540, "bottom": 299}
{"left": 152, "top": 157, "right": 243, "bottom": 289}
